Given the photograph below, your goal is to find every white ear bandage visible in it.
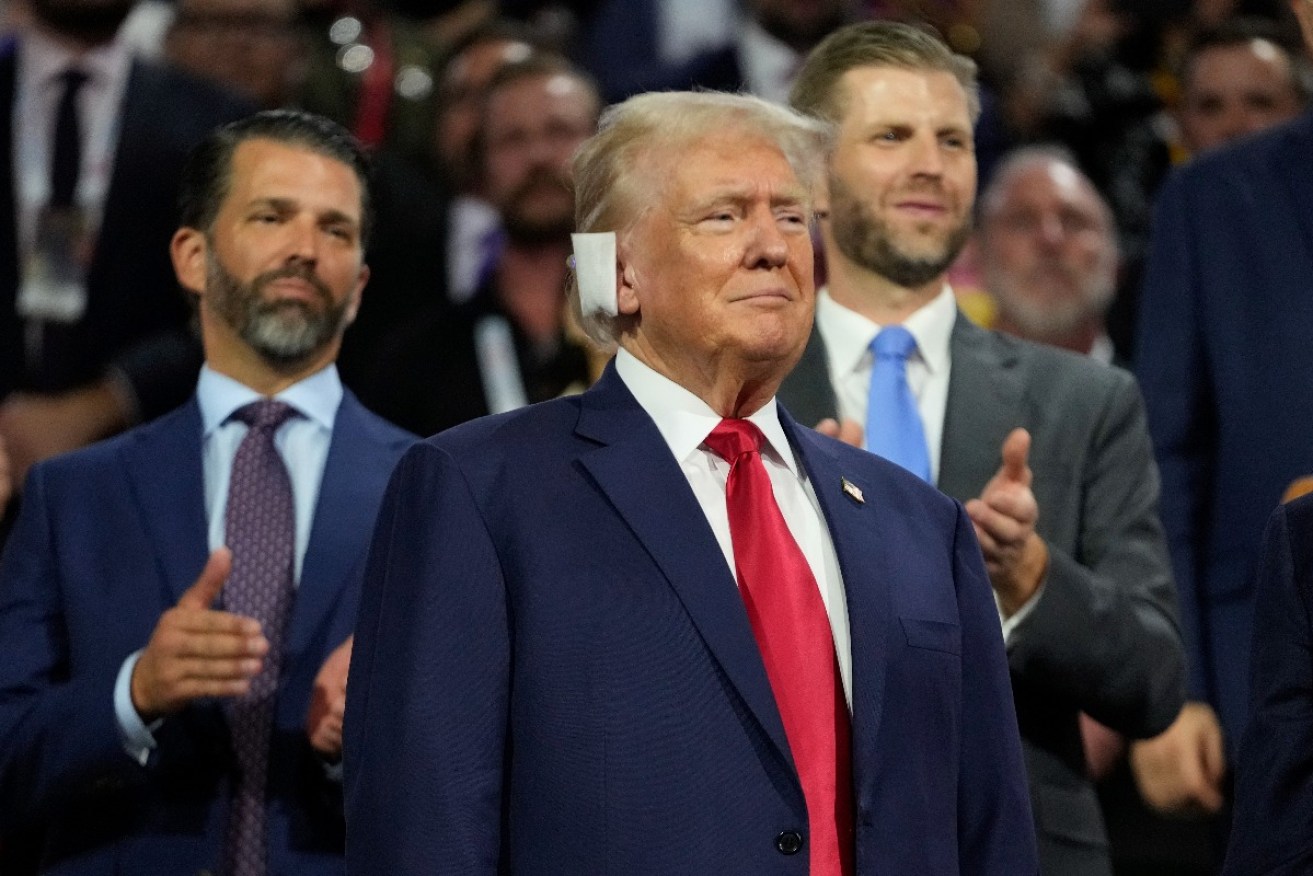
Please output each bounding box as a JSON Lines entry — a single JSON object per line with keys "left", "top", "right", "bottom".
{"left": 570, "top": 232, "right": 619, "bottom": 317}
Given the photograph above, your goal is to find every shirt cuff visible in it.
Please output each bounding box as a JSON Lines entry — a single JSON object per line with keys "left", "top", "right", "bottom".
{"left": 114, "top": 650, "right": 162, "bottom": 766}
{"left": 322, "top": 758, "right": 344, "bottom": 783}
{"left": 996, "top": 579, "right": 1046, "bottom": 643}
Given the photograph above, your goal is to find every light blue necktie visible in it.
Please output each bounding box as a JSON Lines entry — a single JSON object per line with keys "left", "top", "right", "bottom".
{"left": 866, "top": 326, "right": 931, "bottom": 482}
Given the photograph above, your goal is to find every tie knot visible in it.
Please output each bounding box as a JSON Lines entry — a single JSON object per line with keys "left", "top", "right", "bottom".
{"left": 871, "top": 325, "right": 917, "bottom": 362}
{"left": 704, "top": 418, "right": 765, "bottom": 463}
{"left": 230, "top": 399, "right": 299, "bottom": 432}
{"left": 58, "top": 68, "right": 88, "bottom": 92}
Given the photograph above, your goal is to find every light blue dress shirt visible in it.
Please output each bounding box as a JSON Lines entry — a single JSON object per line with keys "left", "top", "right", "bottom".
{"left": 114, "top": 365, "right": 343, "bottom": 763}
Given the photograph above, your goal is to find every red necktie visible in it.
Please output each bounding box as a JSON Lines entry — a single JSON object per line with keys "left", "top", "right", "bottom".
{"left": 704, "top": 418, "right": 854, "bottom": 876}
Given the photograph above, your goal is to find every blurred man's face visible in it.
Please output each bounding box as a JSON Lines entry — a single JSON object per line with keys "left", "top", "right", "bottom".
{"left": 825, "top": 65, "right": 976, "bottom": 290}
{"left": 482, "top": 72, "right": 597, "bottom": 244}
{"left": 435, "top": 38, "right": 532, "bottom": 192}
{"left": 179, "top": 139, "right": 368, "bottom": 369}
{"left": 980, "top": 159, "right": 1117, "bottom": 340}
{"left": 165, "top": 0, "right": 301, "bottom": 109}
{"left": 1179, "top": 40, "right": 1303, "bottom": 154}
{"left": 619, "top": 130, "right": 815, "bottom": 379}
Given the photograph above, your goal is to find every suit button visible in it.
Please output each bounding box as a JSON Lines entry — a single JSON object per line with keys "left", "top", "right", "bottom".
{"left": 776, "top": 830, "right": 804, "bottom": 855}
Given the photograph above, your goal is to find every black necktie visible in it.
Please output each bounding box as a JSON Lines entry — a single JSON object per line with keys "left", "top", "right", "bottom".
{"left": 50, "top": 68, "right": 88, "bottom": 209}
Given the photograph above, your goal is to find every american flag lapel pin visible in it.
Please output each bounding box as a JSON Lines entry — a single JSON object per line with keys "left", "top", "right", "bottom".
{"left": 841, "top": 478, "right": 865, "bottom": 505}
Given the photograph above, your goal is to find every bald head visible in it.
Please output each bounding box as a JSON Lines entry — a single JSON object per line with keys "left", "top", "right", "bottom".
{"left": 978, "top": 149, "right": 1118, "bottom": 350}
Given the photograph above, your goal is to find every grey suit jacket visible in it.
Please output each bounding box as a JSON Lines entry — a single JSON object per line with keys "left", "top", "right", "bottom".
{"left": 778, "top": 312, "right": 1185, "bottom": 876}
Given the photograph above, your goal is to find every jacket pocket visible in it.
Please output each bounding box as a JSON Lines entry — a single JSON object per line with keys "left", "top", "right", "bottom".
{"left": 899, "top": 617, "right": 961, "bottom": 655}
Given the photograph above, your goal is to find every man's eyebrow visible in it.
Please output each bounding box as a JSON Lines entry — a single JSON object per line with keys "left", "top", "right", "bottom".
{"left": 683, "top": 184, "right": 808, "bottom": 212}
{"left": 318, "top": 208, "right": 360, "bottom": 228}
{"left": 245, "top": 196, "right": 295, "bottom": 211}
{"left": 245, "top": 198, "right": 359, "bottom": 227}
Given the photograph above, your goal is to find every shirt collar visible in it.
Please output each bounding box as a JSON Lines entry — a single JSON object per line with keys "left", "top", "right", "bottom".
{"left": 1089, "top": 332, "right": 1115, "bottom": 366}
{"left": 816, "top": 284, "right": 958, "bottom": 375}
{"left": 614, "top": 347, "right": 800, "bottom": 478}
{"left": 19, "top": 26, "right": 131, "bottom": 92}
{"left": 197, "top": 363, "right": 343, "bottom": 436}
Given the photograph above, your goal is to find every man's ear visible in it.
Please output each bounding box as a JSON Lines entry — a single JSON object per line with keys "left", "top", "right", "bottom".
{"left": 171, "top": 227, "right": 207, "bottom": 297}
{"left": 616, "top": 259, "right": 640, "bottom": 317}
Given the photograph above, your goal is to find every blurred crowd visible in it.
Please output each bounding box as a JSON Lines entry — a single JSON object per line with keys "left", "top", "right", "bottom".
{"left": 2, "top": 0, "right": 1311, "bottom": 873}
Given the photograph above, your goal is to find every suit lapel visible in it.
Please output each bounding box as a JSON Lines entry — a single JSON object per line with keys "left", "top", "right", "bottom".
{"left": 575, "top": 367, "right": 796, "bottom": 772}
{"left": 1273, "top": 112, "right": 1313, "bottom": 263}
{"left": 782, "top": 412, "right": 894, "bottom": 809}
{"left": 937, "top": 315, "right": 1024, "bottom": 503}
{"left": 286, "top": 393, "right": 388, "bottom": 662}
{"left": 96, "top": 59, "right": 146, "bottom": 273}
{"left": 121, "top": 400, "right": 210, "bottom": 604}
{"left": 777, "top": 324, "right": 839, "bottom": 427}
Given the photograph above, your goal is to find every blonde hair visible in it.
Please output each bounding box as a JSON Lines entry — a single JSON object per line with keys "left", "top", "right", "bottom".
{"left": 790, "top": 21, "right": 981, "bottom": 125}
{"left": 568, "top": 90, "right": 832, "bottom": 346}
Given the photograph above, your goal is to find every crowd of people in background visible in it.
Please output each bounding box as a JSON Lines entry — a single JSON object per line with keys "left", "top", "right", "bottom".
{"left": 2, "top": 0, "right": 1313, "bottom": 873}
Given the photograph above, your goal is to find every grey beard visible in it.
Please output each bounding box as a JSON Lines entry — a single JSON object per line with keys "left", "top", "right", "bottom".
{"left": 206, "top": 252, "right": 352, "bottom": 369}
{"left": 828, "top": 179, "right": 971, "bottom": 289}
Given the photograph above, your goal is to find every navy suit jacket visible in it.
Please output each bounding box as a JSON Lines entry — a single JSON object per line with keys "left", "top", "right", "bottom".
{"left": 0, "top": 390, "right": 412, "bottom": 875}
{"left": 344, "top": 364, "right": 1038, "bottom": 874}
{"left": 1223, "top": 494, "right": 1313, "bottom": 874}
{"left": 1135, "top": 109, "right": 1313, "bottom": 746}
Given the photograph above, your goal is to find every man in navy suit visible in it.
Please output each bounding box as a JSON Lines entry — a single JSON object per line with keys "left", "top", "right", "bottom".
{"left": 1223, "top": 492, "right": 1313, "bottom": 874}
{"left": 344, "top": 90, "right": 1037, "bottom": 874}
{"left": 0, "top": 110, "right": 412, "bottom": 875}
{"left": 1132, "top": 0, "right": 1313, "bottom": 826}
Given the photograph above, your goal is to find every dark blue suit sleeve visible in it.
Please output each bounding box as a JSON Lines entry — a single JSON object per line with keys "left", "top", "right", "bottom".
{"left": 0, "top": 465, "right": 143, "bottom": 830}
{"left": 953, "top": 503, "right": 1040, "bottom": 875}
{"left": 1135, "top": 168, "right": 1215, "bottom": 704}
{"left": 345, "top": 442, "right": 509, "bottom": 875}
{"left": 1223, "top": 499, "right": 1313, "bottom": 874}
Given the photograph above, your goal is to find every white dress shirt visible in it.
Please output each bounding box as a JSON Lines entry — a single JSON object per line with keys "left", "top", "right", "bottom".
{"left": 816, "top": 287, "right": 1042, "bottom": 638}
{"left": 14, "top": 27, "right": 132, "bottom": 258}
{"left": 815, "top": 284, "right": 957, "bottom": 483}
{"left": 446, "top": 195, "right": 500, "bottom": 305}
{"left": 198, "top": 364, "right": 341, "bottom": 582}
{"left": 615, "top": 348, "right": 852, "bottom": 706}
{"left": 114, "top": 365, "right": 344, "bottom": 762}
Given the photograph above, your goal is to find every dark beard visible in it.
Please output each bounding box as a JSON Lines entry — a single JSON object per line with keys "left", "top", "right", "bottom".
{"left": 828, "top": 173, "right": 971, "bottom": 288}
{"left": 205, "top": 251, "right": 353, "bottom": 371}
{"left": 499, "top": 168, "right": 574, "bottom": 246}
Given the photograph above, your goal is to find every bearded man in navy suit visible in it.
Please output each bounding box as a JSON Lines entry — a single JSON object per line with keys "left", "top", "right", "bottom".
{"left": 344, "top": 90, "right": 1037, "bottom": 875}
{"left": 0, "top": 110, "right": 413, "bottom": 875}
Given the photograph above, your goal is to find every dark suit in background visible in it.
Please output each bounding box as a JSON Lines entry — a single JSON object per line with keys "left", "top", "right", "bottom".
{"left": 1222, "top": 493, "right": 1313, "bottom": 874}
{"left": 780, "top": 314, "right": 1184, "bottom": 874}
{"left": 0, "top": 391, "right": 411, "bottom": 874}
{"left": 359, "top": 286, "right": 591, "bottom": 437}
{"left": 1135, "top": 109, "right": 1313, "bottom": 752}
{"left": 0, "top": 42, "right": 253, "bottom": 414}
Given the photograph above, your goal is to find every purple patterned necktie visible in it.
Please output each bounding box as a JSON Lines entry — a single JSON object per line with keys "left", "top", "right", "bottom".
{"left": 223, "top": 399, "right": 299, "bottom": 876}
